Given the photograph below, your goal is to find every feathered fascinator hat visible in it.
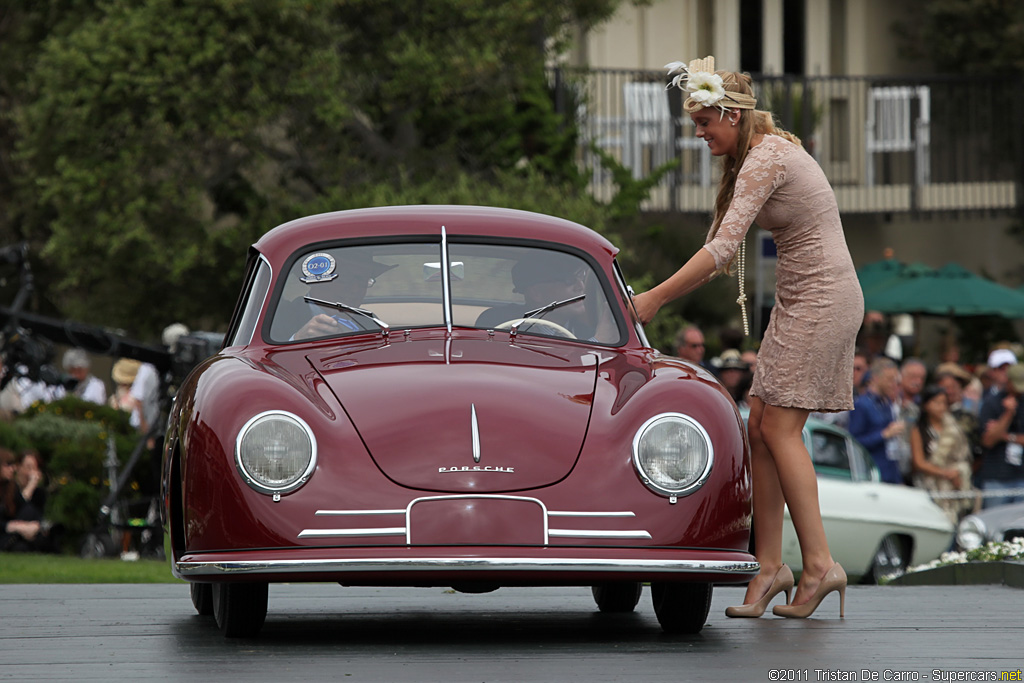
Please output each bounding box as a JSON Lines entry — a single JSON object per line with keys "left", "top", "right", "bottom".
{"left": 665, "top": 56, "right": 757, "bottom": 116}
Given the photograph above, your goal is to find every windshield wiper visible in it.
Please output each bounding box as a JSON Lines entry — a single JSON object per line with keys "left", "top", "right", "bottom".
{"left": 304, "top": 296, "right": 390, "bottom": 336}
{"left": 510, "top": 294, "right": 586, "bottom": 336}
{"left": 523, "top": 294, "right": 585, "bottom": 320}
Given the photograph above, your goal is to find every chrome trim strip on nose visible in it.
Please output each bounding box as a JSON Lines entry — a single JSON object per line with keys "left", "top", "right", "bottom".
{"left": 298, "top": 527, "right": 406, "bottom": 538}
{"left": 315, "top": 509, "right": 405, "bottom": 516}
{"left": 300, "top": 497, "right": 654, "bottom": 542}
{"left": 548, "top": 529, "right": 652, "bottom": 539}
{"left": 547, "top": 511, "right": 635, "bottom": 517}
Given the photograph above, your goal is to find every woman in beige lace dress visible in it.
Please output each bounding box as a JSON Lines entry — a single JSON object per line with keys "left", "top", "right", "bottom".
{"left": 633, "top": 57, "right": 863, "bottom": 619}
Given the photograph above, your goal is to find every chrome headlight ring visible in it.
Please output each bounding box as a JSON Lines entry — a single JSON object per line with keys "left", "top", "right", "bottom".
{"left": 955, "top": 514, "right": 987, "bottom": 552}
{"left": 631, "top": 412, "right": 714, "bottom": 497}
{"left": 235, "top": 410, "right": 317, "bottom": 496}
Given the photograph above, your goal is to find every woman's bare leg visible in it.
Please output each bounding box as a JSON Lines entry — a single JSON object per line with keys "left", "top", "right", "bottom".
{"left": 758, "top": 403, "right": 835, "bottom": 605}
{"left": 741, "top": 395, "right": 787, "bottom": 603}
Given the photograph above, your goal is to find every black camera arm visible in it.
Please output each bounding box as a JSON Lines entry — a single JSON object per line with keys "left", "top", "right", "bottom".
{"left": 1, "top": 243, "right": 172, "bottom": 390}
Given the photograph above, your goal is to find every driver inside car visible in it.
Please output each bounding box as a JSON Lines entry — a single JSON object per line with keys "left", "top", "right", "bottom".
{"left": 475, "top": 252, "right": 593, "bottom": 338}
{"left": 286, "top": 251, "right": 397, "bottom": 341}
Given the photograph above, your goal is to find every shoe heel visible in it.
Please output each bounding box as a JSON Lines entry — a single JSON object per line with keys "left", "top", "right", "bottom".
{"left": 784, "top": 587, "right": 792, "bottom": 605}
{"left": 838, "top": 585, "right": 845, "bottom": 618}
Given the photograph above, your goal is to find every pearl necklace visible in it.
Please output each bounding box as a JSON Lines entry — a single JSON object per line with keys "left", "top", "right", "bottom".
{"left": 736, "top": 237, "right": 749, "bottom": 336}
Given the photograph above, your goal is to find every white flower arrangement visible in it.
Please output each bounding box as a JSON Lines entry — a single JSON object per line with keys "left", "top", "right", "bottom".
{"left": 665, "top": 61, "right": 728, "bottom": 111}
{"left": 904, "top": 536, "right": 1024, "bottom": 575}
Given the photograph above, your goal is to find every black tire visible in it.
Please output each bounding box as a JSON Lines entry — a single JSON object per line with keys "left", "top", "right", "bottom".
{"left": 591, "top": 583, "right": 643, "bottom": 613}
{"left": 650, "top": 582, "right": 712, "bottom": 634}
{"left": 212, "top": 582, "right": 268, "bottom": 638}
{"left": 190, "top": 583, "right": 214, "bottom": 616}
{"left": 867, "top": 534, "right": 909, "bottom": 584}
{"left": 80, "top": 532, "right": 116, "bottom": 559}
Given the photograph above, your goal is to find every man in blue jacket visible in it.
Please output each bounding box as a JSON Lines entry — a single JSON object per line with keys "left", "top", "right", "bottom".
{"left": 849, "top": 357, "right": 907, "bottom": 484}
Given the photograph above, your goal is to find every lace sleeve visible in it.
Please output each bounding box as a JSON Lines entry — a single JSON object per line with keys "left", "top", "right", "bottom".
{"left": 703, "top": 142, "right": 786, "bottom": 270}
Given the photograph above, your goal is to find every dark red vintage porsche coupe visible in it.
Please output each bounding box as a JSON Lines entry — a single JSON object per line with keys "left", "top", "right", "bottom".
{"left": 161, "top": 205, "right": 756, "bottom": 637}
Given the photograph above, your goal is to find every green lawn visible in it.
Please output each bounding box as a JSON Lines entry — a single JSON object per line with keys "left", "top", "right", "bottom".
{"left": 0, "top": 553, "right": 182, "bottom": 583}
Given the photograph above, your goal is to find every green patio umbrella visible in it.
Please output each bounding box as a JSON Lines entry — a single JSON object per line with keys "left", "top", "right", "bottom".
{"left": 863, "top": 262, "right": 1024, "bottom": 318}
{"left": 855, "top": 258, "right": 905, "bottom": 294}
{"left": 857, "top": 260, "right": 936, "bottom": 299}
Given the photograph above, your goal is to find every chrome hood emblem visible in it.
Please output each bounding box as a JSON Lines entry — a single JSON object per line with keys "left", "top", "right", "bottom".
{"left": 471, "top": 404, "right": 481, "bottom": 463}
{"left": 437, "top": 403, "right": 514, "bottom": 473}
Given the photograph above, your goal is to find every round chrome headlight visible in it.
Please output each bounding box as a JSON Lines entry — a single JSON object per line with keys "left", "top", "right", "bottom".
{"left": 235, "top": 411, "right": 317, "bottom": 495}
{"left": 632, "top": 413, "right": 713, "bottom": 496}
{"left": 955, "top": 514, "right": 987, "bottom": 551}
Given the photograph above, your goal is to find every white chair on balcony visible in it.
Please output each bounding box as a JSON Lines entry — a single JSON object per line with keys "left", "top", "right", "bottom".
{"left": 865, "top": 85, "right": 931, "bottom": 186}
{"left": 620, "top": 82, "right": 675, "bottom": 180}
{"left": 622, "top": 82, "right": 712, "bottom": 185}
{"left": 590, "top": 82, "right": 711, "bottom": 187}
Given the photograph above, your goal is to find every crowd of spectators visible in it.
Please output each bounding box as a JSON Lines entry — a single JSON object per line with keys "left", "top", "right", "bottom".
{"left": 1, "top": 324, "right": 190, "bottom": 554}
{"left": 837, "top": 329, "right": 1024, "bottom": 518}
{"left": 672, "top": 315, "right": 1024, "bottom": 522}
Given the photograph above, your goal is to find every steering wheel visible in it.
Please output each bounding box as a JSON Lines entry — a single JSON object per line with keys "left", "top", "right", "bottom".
{"left": 495, "top": 318, "right": 577, "bottom": 339}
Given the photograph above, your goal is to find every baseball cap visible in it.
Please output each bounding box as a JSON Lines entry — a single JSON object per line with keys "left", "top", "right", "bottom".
{"left": 988, "top": 348, "right": 1018, "bottom": 369}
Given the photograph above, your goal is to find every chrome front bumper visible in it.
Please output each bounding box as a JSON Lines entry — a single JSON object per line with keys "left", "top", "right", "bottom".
{"left": 175, "top": 554, "right": 759, "bottom": 579}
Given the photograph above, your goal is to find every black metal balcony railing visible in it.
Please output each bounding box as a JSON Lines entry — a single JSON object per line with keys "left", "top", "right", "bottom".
{"left": 550, "top": 68, "right": 1024, "bottom": 217}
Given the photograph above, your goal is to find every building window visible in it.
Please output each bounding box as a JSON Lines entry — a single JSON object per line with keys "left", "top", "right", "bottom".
{"left": 783, "top": 0, "right": 805, "bottom": 75}
{"left": 740, "top": 0, "right": 764, "bottom": 74}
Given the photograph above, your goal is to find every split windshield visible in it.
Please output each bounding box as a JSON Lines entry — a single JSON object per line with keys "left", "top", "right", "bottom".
{"left": 266, "top": 242, "right": 624, "bottom": 345}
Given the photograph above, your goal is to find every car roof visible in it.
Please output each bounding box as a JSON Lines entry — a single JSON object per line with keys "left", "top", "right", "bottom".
{"left": 253, "top": 205, "right": 619, "bottom": 261}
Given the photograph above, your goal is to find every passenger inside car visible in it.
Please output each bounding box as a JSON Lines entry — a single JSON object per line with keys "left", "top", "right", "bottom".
{"left": 475, "top": 252, "right": 597, "bottom": 339}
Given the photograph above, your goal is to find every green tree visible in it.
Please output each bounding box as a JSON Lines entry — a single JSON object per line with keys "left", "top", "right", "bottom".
{"left": 3, "top": 0, "right": 623, "bottom": 337}
{"left": 894, "top": 0, "right": 1024, "bottom": 74}
{"left": 894, "top": 0, "right": 1024, "bottom": 287}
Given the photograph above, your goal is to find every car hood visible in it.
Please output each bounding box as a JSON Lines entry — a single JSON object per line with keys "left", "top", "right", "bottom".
{"left": 307, "top": 336, "right": 599, "bottom": 493}
{"left": 971, "top": 502, "right": 1024, "bottom": 531}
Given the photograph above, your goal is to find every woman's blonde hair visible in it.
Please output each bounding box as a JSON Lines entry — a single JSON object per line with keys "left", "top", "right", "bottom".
{"left": 705, "top": 71, "right": 801, "bottom": 275}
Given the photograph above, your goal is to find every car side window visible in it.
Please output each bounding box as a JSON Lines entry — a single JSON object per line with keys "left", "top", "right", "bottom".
{"left": 226, "top": 257, "right": 272, "bottom": 347}
{"left": 850, "top": 440, "right": 880, "bottom": 482}
{"left": 613, "top": 260, "right": 649, "bottom": 348}
{"left": 809, "top": 430, "right": 853, "bottom": 480}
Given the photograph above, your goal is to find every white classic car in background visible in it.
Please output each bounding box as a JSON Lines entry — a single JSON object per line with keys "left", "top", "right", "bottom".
{"left": 742, "top": 411, "right": 954, "bottom": 583}
{"left": 956, "top": 501, "right": 1024, "bottom": 551}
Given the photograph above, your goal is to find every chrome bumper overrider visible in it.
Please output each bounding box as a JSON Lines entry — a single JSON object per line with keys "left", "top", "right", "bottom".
{"left": 175, "top": 556, "right": 759, "bottom": 577}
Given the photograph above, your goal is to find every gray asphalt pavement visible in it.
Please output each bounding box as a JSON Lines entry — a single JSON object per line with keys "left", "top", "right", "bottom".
{"left": 1, "top": 582, "right": 1020, "bottom": 682}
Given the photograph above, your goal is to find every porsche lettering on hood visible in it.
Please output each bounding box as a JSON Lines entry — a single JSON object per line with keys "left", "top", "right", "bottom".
{"left": 308, "top": 340, "right": 597, "bottom": 493}
{"left": 438, "top": 465, "right": 514, "bottom": 473}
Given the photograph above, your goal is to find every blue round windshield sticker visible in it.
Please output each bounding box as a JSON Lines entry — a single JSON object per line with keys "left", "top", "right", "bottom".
{"left": 300, "top": 252, "right": 338, "bottom": 283}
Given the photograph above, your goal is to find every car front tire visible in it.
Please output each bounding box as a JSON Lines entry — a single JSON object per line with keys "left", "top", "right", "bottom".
{"left": 650, "top": 582, "right": 712, "bottom": 634}
{"left": 190, "top": 583, "right": 213, "bottom": 616}
{"left": 591, "top": 583, "right": 643, "bottom": 613}
{"left": 212, "top": 582, "right": 268, "bottom": 638}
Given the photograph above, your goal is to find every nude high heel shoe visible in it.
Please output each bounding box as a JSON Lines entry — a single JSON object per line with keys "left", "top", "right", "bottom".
{"left": 725, "top": 564, "right": 794, "bottom": 618}
{"left": 772, "top": 563, "right": 846, "bottom": 619}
